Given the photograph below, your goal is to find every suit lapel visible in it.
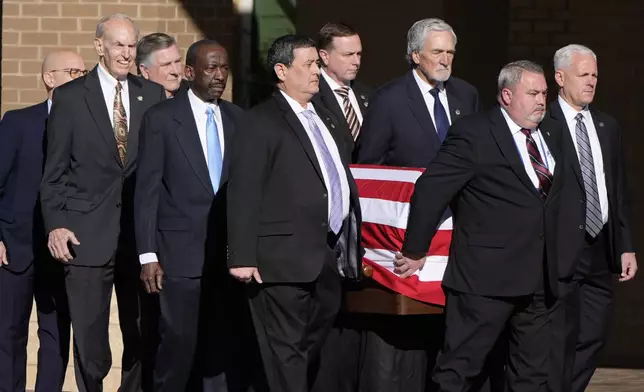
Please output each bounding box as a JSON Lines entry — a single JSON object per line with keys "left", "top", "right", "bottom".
{"left": 219, "top": 101, "right": 235, "bottom": 186}
{"left": 445, "top": 82, "right": 464, "bottom": 124}
{"left": 590, "top": 107, "right": 613, "bottom": 192}
{"left": 539, "top": 121, "right": 564, "bottom": 202}
{"left": 489, "top": 107, "right": 541, "bottom": 199}
{"left": 318, "top": 77, "right": 347, "bottom": 129}
{"left": 405, "top": 71, "right": 441, "bottom": 147}
{"left": 124, "top": 75, "right": 145, "bottom": 169}
{"left": 83, "top": 67, "right": 122, "bottom": 167}
{"left": 351, "top": 82, "right": 370, "bottom": 116}
{"left": 550, "top": 100, "right": 584, "bottom": 189}
{"left": 275, "top": 93, "right": 325, "bottom": 184}
{"left": 174, "top": 92, "right": 214, "bottom": 196}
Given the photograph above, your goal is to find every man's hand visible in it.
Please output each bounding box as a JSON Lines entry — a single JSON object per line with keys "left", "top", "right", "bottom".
{"left": 229, "top": 267, "right": 263, "bottom": 284}
{"left": 619, "top": 252, "right": 638, "bottom": 282}
{"left": 47, "top": 228, "right": 80, "bottom": 262}
{"left": 141, "top": 262, "right": 164, "bottom": 294}
{"left": 0, "top": 241, "right": 8, "bottom": 267}
{"left": 393, "top": 252, "right": 427, "bottom": 279}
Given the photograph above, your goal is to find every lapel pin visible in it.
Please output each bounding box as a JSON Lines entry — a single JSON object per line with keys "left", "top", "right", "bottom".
{"left": 364, "top": 101, "right": 369, "bottom": 108}
{"left": 360, "top": 94, "right": 366, "bottom": 100}
{"left": 455, "top": 109, "right": 461, "bottom": 116}
{"left": 331, "top": 124, "right": 335, "bottom": 128}
{"left": 137, "top": 96, "right": 143, "bottom": 101}
{"left": 599, "top": 122, "right": 604, "bottom": 127}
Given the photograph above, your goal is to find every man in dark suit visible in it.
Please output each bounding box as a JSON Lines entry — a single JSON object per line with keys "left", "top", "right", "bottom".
{"left": 316, "top": 22, "right": 372, "bottom": 161}
{"left": 135, "top": 39, "right": 243, "bottom": 392}
{"left": 136, "top": 32, "right": 184, "bottom": 98}
{"left": 353, "top": 18, "right": 485, "bottom": 392}
{"left": 227, "top": 34, "right": 363, "bottom": 392}
{"left": 396, "top": 60, "right": 564, "bottom": 391}
{"left": 356, "top": 18, "right": 480, "bottom": 167}
{"left": 40, "top": 13, "right": 165, "bottom": 392}
{"left": 544, "top": 44, "right": 637, "bottom": 392}
{"left": 0, "top": 50, "right": 85, "bottom": 392}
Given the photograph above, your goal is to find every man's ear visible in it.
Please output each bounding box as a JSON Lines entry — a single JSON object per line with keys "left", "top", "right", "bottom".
{"left": 184, "top": 65, "right": 195, "bottom": 81}
{"left": 274, "top": 63, "right": 288, "bottom": 82}
{"left": 42, "top": 72, "right": 55, "bottom": 90}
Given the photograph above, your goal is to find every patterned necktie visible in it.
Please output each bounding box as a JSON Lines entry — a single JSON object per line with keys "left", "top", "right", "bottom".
{"left": 206, "top": 107, "right": 223, "bottom": 192}
{"left": 575, "top": 113, "right": 602, "bottom": 237}
{"left": 429, "top": 88, "right": 450, "bottom": 142}
{"left": 520, "top": 128, "right": 553, "bottom": 199}
{"left": 113, "top": 83, "right": 128, "bottom": 164}
{"left": 301, "top": 110, "right": 343, "bottom": 234}
{"left": 334, "top": 86, "right": 361, "bottom": 141}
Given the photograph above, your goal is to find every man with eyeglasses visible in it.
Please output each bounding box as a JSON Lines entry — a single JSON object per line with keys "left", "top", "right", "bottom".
{"left": 40, "top": 13, "right": 165, "bottom": 392}
{"left": 0, "top": 50, "right": 84, "bottom": 392}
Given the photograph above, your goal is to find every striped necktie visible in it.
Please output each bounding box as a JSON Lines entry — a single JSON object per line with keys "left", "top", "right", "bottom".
{"left": 575, "top": 113, "right": 602, "bottom": 237}
{"left": 520, "top": 128, "right": 553, "bottom": 199}
{"left": 334, "top": 86, "right": 361, "bottom": 141}
{"left": 113, "top": 83, "right": 128, "bottom": 164}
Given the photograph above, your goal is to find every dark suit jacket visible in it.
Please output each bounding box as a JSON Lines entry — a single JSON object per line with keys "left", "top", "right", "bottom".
{"left": 0, "top": 101, "right": 48, "bottom": 273}
{"left": 134, "top": 90, "right": 242, "bottom": 278}
{"left": 544, "top": 99, "right": 634, "bottom": 278}
{"left": 227, "top": 91, "right": 363, "bottom": 283}
{"left": 356, "top": 70, "right": 481, "bottom": 167}
{"left": 40, "top": 66, "right": 165, "bottom": 266}
{"left": 402, "top": 107, "right": 567, "bottom": 297}
{"left": 316, "top": 75, "right": 372, "bottom": 162}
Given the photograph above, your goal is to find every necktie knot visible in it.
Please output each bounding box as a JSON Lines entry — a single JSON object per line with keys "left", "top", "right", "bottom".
{"left": 520, "top": 128, "right": 533, "bottom": 138}
{"left": 575, "top": 112, "right": 584, "bottom": 122}
{"left": 302, "top": 109, "right": 315, "bottom": 121}
{"left": 334, "top": 86, "right": 350, "bottom": 98}
{"left": 429, "top": 87, "right": 441, "bottom": 98}
{"left": 206, "top": 106, "right": 215, "bottom": 118}
{"left": 115, "top": 82, "right": 122, "bottom": 93}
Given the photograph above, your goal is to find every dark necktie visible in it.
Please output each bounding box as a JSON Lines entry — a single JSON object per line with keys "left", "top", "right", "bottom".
{"left": 334, "top": 86, "right": 361, "bottom": 141}
{"left": 575, "top": 113, "right": 602, "bottom": 237}
{"left": 520, "top": 128, "right": 553, "bottom": 198}
{"left": 429, "top": 88, "right": 450, "bottom": 142}
{"left": 113, "top": 83, "right": 128, "bottom": 164}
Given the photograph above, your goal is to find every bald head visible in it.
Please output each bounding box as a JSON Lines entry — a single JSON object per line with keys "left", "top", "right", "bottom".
{"left": 42, "top": 51, "right": 86, "bottom": 98}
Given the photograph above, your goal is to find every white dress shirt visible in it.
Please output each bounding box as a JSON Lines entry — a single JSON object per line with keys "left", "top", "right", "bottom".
{"left": 97, "top": 63, "right": 130, "bottom": 130}
{"left": 412, "top": 69, "right": 452, "bottom": 132}
{"left": 320, "top": 68, "right": 363, "bottom": 125}
{"left": 558, "top": 96, "right": 608, "bottom": 223}
{"left": 280, "top": 90, "right": 350, "bottom": 222}
{"left": 500, "top": 108, "right": 556, "bottom": 189}
{"left": 138, "top": 89, "right": 227, "bottom": 265}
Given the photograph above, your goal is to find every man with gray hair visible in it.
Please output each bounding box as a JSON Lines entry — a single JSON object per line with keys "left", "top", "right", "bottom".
{"left": 136, "top": 33, "right": 186, "bottom": 98}
{"left": 543, "top": 44, "right": 637, "bottom": 392}
{"left": 396, "top": 60, "right": 566, "bottom": 391}
{"left": 40, "top": 13, "right": 165, "bottom": 391}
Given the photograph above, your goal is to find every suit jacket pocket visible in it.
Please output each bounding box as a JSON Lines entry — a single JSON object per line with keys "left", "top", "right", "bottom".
{"left": 258, "top": 221, "right": 294, "bottom": 236}
{"left": 467, "top": 233, "right": 507, "bottom": 248}
{"left": 65, "top": 197, "right": 92, "bottom": 212}
{"left": 158, "top": 217, "right": 192, "bottom": 231}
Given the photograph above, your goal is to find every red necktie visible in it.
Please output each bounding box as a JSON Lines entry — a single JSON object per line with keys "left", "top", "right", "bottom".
{"left": 520, "top": 128, "right": 552, "bottom": 198}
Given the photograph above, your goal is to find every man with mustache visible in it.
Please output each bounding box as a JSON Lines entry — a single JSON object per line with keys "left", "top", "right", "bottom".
{"left": 227, "top": 34, "right": 363, "bottom": 392}
{"left": 396, "top": 60, "right": 566, "bottom": 391}
{"left": 544, "top": 44, "right": 637, "bottom": 392}
{"left": 315, "top": 23, "right": 372, "bottom": 161}
{"left": 136, "top": 33, "right": 187, "bottom": 98}
{"left": 40, "top": 13, "right": 165, "bottom": 392}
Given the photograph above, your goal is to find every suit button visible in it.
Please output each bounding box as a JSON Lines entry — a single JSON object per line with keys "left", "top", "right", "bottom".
{"left": 539, "top": 233, "right": 545, "bottom": 240}
{"left": 116, "top": 202, "right": 122, "bottom": 208}
{"left": 578, "top": 224, "right": 584, "bottom": 230}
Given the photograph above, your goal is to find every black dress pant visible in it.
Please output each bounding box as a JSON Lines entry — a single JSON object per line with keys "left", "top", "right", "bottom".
{"left": 65, "top": 254, "right": 146, "bottom": 392}
{"left": 549, "top": 228, "right": 613, "bottom": 392}
{"left": 248, "top": 251, "right": 342, "bottom": 392}
{"left": 0, "top": 258, "right": 70, "bottom": 392}
{"left": 433, "top": 286, "right": 553, "bottom": 392}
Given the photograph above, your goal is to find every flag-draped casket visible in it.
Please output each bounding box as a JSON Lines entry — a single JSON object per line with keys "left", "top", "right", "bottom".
{"left": 350, "top": 165, "right": 452, "bottom": 307}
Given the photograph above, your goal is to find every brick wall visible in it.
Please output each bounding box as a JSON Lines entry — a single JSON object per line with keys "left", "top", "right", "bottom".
{"left": 1, "top": 0, "right": 238, "bottom": 115}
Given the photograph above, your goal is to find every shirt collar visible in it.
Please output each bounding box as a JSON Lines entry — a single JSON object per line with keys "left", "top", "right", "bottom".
{"left": 188, "top": 89, "right": 218, "bottom": 116}
{"left": 47, "top": 99, "right": 52, "bottom": 114}
{"left": 321, "top": 68, "right": 347, "bottom": 92}
{"left": 500, "top": 107, "right": 531, "bottom": 136}
{"left": 279, "top": 90, "right": 315, "bottom": 115}
{"left": 412, "top": 68, "right": 445, "bottom": 95}
{"left": 97, "top": 62, "right": 127, "bottom": 91}
{"left": 557, "top": 95, "right": 589, "bottom": 123}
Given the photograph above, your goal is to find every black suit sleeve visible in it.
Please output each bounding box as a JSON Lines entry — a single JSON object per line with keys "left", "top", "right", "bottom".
{"left": 615, "top": 123, "right": 634, "bottom": 254}
{"left": 402, "top": 120, "right": 477, "bottom": 256}
{"left": 134, "top": 110, "right": 164, "bottom": 256}
{"left": 226, "top": 113, "right": 270, "bottom": 268}
{"left": 40, "top": 89, "right": 73, "bottom": 232}
{"left": 0, "top": 112, "right": 22, "bottom": 242}
{"left": 356, "top": 93, "right": 391, "bottom": 164}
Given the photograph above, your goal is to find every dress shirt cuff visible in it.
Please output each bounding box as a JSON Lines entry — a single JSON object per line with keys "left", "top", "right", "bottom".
{"left": 139, "top": 252, "right": 159, "bottom": 265}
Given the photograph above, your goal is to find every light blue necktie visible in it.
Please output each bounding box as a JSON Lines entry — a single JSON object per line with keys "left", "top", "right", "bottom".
{"left": 206, "top": 107, "right": 223, "bottom": 192}
{"left": 301, "top": 110, "right": 343, "bottom": 234}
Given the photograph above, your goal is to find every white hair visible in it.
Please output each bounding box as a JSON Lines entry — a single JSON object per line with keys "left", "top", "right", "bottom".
{"left": 406, "top": 18, "right": 457, "bottom": 65}
{"left": 95, "top": 13, "right": 139, "bottom": 40}
{"left": 553, "top": 44, "right": 597, "bottom": 70}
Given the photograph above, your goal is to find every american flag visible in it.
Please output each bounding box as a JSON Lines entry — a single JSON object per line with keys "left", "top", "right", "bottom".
{"left": 350, "top": 164, "right": 452, "bottom": 306}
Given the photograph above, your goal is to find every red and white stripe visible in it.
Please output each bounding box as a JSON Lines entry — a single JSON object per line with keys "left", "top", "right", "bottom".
{"left": 351, "top": 164, "right": 451, "bottom": 306}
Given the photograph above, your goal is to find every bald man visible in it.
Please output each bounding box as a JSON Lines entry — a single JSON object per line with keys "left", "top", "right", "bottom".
{"left": 0, "top": 50, "right": 85, "bottom": 392}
